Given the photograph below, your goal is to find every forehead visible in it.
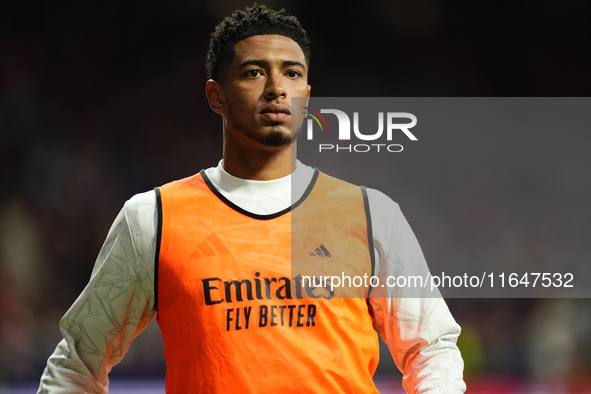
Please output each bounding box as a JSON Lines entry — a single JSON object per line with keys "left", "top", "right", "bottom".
{"left": 232, "top": 35, "right": 307, "bottom": 67}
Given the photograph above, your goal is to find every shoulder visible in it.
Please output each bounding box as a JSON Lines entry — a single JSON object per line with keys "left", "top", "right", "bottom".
{"left": 93, "top": 190, "right": 159, "bottom": 276}
{"left": 364, "top": 188, "right": 403, "bottom": 258}
{"left": 364, "top": 188, "right": 400, "bottom": 218}
{"left": 364, "top": 188, "right": 400, "bottom": 235}
{"left": 313, "top": 171, "right": 401, "bottom": 219}
{"left": 158, "top": 172, "right": 209, "bottom": 193}
{"left": 119, "top": 190, "right": 158, "bottom": 238}
{"left": 316, "top": 170, "right": 358, "bottom": 191}
{"left": 124, "top": 189, "right": 157, "bottom": 211}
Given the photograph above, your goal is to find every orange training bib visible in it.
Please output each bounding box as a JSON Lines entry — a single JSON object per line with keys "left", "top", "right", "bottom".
{"left": 155, "top": 170, "right": 379, "bottom": 393}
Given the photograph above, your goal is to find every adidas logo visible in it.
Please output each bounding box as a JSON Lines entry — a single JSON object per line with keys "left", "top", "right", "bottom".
{"left": 190, "top": 234, "right": 230, "bottom": 258}
{"left": 309, "top": 244, "right": 332, "bottom": 258}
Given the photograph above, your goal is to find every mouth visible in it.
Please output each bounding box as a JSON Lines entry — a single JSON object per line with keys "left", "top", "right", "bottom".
{"left": 260, "top": 104, "right": 291, "bottom": 123}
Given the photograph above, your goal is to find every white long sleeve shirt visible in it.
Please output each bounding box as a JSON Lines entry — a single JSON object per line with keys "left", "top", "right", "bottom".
{"left": 38, "top": 160, "right": 465, "bottom": 393}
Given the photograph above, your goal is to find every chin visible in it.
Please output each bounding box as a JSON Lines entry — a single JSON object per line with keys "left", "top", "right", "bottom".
{"left": 257, "top": 128, "right": 293, "bottom": 147}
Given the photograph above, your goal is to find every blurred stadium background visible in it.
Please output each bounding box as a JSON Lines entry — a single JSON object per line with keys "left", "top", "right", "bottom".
{"left": 1, "top": 0, "right": 590, "bottom": 392}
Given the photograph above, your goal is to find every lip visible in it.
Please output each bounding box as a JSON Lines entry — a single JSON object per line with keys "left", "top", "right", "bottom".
{"left": 260, "top": 103, "right": 291, "bottom": 115}
{"left": 260, "top": 112, "right": 290, "bottom": 122}
{"left": 260, "top": 103, "right": 291, "bottom": 123}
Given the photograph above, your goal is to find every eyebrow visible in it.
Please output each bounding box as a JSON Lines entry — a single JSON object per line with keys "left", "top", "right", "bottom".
{"left": 238, "top": 59, "right": 306, "bottom": 70}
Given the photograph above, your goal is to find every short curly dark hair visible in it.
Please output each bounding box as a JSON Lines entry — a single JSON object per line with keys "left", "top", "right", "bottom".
{"left": 206, "top": 4, "right": 310, "bottom": 82}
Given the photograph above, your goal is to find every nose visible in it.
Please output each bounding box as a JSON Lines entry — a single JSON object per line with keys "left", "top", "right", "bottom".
{"left": 264, "top": 72, "right": 286, "bottom": 100}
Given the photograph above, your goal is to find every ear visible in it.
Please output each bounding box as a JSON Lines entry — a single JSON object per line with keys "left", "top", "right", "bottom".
{"left": 206, "top": 79, "right": 225, "bottom": 114}
{"left": 304, "top": 84, "right": 311, "bottom": 107}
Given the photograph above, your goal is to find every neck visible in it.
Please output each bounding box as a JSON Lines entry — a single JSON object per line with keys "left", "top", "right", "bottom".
{"left": 222, "top": 134, "right": 297, "bottom": 181}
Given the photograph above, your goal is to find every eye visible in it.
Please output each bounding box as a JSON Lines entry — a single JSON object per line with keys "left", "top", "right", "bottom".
{"left": 286, "top": 70, "right": 301, "bottom": 78}
{"left": 246, "top": 69, "right": 262, "bottom": 77}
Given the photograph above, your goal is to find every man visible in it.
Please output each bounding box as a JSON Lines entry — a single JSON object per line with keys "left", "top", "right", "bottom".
{"left": 38, "top": 5, "right": 465, "bottom": 393}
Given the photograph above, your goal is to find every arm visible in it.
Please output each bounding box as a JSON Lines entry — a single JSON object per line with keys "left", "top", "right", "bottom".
{"left": 366, "top": 189, "right": 466, "bottom": 393}
{"left": 38, "top": 191, "right": 158, "bottom": 393}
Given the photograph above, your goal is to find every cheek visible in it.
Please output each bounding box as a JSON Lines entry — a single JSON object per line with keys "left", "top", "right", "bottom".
{"left": 230, "top": 88, "right": 259, "bottom": 111}
{"left": 289, "top": 81, "right": 310, "bottom": 96}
